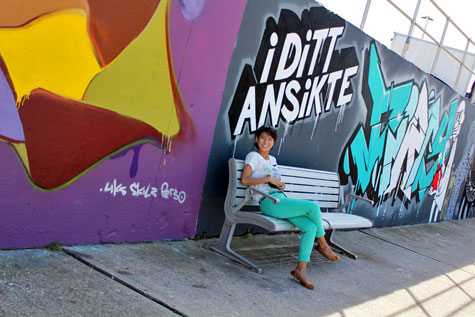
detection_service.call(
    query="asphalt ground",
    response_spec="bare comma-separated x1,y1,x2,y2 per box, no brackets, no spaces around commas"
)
1,218,474,316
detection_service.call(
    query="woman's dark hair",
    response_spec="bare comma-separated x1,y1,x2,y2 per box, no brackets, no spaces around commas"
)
254,125,277,147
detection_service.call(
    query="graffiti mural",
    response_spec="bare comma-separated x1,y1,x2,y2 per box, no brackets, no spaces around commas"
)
0,0,247,248
0,0,179,189
459,155,475,218
228,7,359,138
339,43,466,223
446,122,475,221
463,156,475,217
198,0,475,234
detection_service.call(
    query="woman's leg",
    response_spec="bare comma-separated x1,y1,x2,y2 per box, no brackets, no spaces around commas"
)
260,194,325,238
315,236,340,261
286,216,316,262
261,195,321,289
287,214,340,262
261,193,340,261
291,261,314,290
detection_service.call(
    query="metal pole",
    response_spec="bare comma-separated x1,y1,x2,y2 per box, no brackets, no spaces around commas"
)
429,0,474,48
387,0,474,77
402,0,422,58
454,38,470,91
470,58,475,102
360,0,372,30
431,17,450,74
421,16,433,40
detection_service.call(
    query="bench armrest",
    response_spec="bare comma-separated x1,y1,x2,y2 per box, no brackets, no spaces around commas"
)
246,187,280,204
335,193,373,212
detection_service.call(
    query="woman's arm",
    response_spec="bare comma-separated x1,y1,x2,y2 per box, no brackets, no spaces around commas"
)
241,164,284,189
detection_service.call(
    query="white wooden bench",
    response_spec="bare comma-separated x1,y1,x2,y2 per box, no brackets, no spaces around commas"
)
207,158,374,273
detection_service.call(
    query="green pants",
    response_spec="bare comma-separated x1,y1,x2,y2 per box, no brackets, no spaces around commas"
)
260,192,325,262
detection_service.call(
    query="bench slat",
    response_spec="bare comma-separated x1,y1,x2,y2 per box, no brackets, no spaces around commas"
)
321,212,374,229
236,161,337,178
284,184,339,194
235,185,339,196
237,177,340,189
237,177,339,189
281,176,339,187
285,192,339,202
232,212,372,231
233,196,339,209
236,190,340,203
279,168,339,181
235,160,339,182
234,188,339,202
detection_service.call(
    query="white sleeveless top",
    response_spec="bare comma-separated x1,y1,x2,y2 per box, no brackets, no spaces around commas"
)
244,151,281,202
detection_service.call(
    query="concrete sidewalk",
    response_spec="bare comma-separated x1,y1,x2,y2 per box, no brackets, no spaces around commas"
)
1,219,475,316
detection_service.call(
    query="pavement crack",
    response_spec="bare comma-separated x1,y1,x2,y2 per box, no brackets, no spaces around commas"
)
62,248,189,317
449,220,475,231
357,230,475,276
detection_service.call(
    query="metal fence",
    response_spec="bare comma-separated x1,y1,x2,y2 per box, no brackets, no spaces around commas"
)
359,0,475,99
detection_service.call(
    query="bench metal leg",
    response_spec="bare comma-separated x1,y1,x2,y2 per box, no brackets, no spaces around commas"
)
205,222,262,273
325,229,358,260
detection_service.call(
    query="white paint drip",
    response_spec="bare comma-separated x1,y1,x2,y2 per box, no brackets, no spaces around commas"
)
278,139,284,156
232,135,240,158
399,197,405,219
310,114,320,140
277,122,291,155
335,103,346,132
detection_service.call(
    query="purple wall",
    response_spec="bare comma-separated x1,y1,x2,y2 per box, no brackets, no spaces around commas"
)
0,0,246,249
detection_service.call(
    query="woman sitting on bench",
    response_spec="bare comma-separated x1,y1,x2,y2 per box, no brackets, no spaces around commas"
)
240,126,340,290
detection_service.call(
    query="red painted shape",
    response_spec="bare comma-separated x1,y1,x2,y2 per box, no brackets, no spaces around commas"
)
86,0,160,66
164,2,195,143
432,165,441,191
18,88,161,189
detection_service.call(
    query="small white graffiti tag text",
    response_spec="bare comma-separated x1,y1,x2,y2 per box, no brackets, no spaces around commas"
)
130,182,158,198
100,179,127,197
99,179,186,204
161,182,186,204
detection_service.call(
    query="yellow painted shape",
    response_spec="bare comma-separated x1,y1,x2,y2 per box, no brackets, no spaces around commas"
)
12,142,30,174
0,9,101,103
0,138,31,175
82,0,180,137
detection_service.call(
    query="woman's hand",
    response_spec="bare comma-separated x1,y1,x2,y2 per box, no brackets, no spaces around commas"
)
268,177,285,190
278,181,286,190
241,165,285,190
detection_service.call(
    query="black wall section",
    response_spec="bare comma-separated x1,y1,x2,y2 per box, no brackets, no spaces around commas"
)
197,0,475,236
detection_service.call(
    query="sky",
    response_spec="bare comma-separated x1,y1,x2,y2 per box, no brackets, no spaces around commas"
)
316,0,474,53
316,0,475,93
